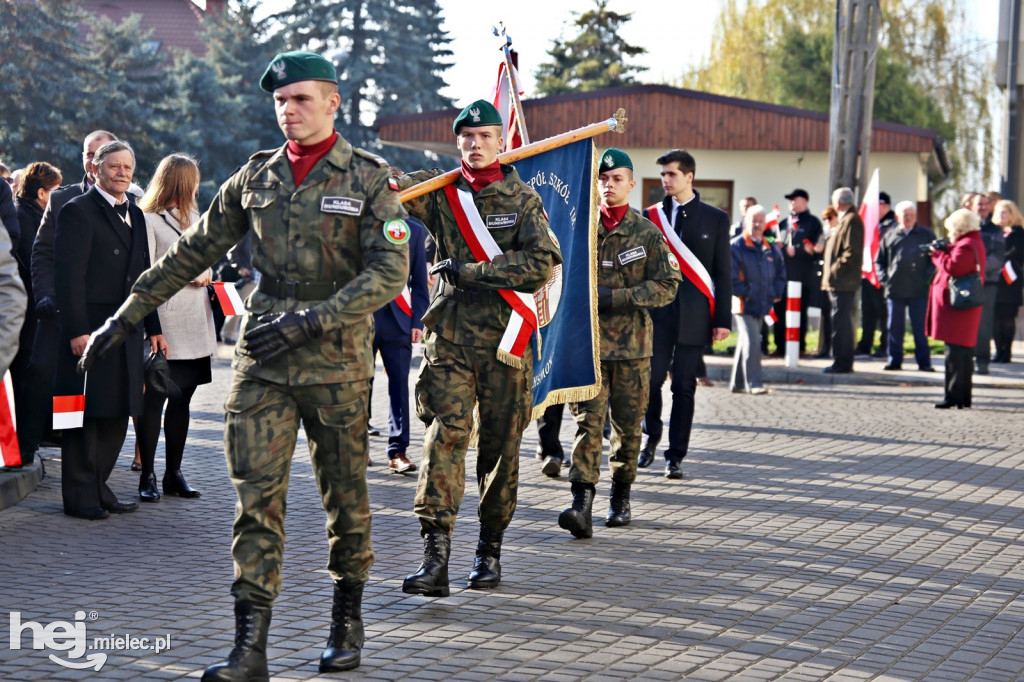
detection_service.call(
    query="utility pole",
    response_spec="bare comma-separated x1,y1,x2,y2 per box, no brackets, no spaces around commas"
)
828,0,881,202
998,0,1023,203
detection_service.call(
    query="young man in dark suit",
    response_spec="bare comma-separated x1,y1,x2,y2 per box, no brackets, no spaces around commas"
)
53,139,164,519
640,149,732,479
371,216,429,473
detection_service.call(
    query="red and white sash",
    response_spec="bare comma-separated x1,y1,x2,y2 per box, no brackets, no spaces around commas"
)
646,203,716,318
395,285,412,317
444,185,539,368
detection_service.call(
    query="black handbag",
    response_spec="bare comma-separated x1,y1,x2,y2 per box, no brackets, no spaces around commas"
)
144,349,180,399
948,243,983,310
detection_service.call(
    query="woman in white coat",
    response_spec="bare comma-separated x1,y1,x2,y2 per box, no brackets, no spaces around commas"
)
136,154,217,501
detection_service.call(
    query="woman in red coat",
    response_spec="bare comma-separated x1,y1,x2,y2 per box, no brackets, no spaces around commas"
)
925,208,987,409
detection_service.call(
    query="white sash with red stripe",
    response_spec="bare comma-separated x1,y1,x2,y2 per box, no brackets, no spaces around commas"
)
395,285,412,317
0,370,21,467
646,203,716,318
444,185,539,368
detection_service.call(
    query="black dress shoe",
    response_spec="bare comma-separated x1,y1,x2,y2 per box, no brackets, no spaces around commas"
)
139,473,160,502
934,401,956,409
103,501,139,514
163,470,201,498
64,507,109,520
919,366,936,372
665,461,683,479
367,424,382,437
882,364,902,371
823,366,852,374
976,365,990,375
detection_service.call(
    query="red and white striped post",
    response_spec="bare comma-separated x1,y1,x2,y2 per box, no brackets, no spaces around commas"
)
785,281,802,368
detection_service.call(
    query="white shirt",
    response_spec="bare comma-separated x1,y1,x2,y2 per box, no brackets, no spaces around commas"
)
94,184,131,227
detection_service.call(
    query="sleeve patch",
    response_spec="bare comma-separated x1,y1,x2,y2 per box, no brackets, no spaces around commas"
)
384,219,410,244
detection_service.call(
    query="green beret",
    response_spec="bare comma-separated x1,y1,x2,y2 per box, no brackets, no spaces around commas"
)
260,51,337,93
599,148,632,173
453,99,503,134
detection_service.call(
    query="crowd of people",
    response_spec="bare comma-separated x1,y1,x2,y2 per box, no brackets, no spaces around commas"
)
0,47,1022,679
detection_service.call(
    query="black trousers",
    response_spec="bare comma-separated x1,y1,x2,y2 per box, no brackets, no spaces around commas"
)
644,336,703,463
535,403,565,459
857,279,887,353
61,416,129,513
830,290,856,371
17,318,60,454
993,314,1017,361
944,343,974,407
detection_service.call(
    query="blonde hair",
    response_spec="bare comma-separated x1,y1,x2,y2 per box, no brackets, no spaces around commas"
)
944,208,981,241
992,199,1024,228
139,153,200,228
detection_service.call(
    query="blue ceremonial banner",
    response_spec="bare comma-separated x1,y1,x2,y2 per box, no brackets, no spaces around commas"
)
515,139,600,415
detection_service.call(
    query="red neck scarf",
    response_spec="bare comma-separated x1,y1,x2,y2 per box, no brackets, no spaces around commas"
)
600,204,630,231
286,130,338,187
461,159,503,193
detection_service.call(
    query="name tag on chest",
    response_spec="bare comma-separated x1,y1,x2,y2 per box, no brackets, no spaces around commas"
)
485,213,517,229
617,246,646,265
321,196,364,215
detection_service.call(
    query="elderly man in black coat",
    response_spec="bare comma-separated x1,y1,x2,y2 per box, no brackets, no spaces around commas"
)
53,139,164,520
639,149,732,479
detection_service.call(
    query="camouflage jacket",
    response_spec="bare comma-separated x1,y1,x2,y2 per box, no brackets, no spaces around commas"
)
598,209,681,360
396,165,562,348
117,134,409,386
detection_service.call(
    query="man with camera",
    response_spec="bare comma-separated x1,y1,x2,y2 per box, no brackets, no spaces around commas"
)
875,201,936,372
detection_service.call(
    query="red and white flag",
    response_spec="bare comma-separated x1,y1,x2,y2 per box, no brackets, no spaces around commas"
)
859,168,881,287
492,62,525,151
1003,261,1018,284
765,204,780,235
0,370,21,467
212,281,245,316
764,309,778,327
53,370,86,430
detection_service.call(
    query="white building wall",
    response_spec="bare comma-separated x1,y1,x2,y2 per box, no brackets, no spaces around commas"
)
623,148,927,223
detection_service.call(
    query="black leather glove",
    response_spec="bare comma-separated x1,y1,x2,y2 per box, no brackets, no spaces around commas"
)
243,309,323,364
77,315,135,374
429,258,463,286
597,286,614,312
35,295,58,321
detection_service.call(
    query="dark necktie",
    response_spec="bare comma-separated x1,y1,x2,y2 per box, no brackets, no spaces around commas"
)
114,203,130,226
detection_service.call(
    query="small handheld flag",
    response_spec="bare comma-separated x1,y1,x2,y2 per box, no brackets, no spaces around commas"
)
213,281,245,316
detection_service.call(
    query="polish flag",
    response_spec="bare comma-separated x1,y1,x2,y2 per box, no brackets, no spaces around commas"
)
53,391,85,430
212,281,245,316
764,309,778,327
859,168,881,287
0,370,20,467
492,62,525,151
765,205,780,235
1004,261,1018,284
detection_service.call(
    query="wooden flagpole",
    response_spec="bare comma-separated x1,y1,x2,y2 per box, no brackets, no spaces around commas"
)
398,108,628,203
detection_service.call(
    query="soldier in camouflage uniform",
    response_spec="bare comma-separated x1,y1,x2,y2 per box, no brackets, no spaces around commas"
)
559,149,681,539
79,52,409,680
392,100,562,596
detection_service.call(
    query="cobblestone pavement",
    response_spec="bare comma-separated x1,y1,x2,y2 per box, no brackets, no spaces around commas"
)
2,349,1023,681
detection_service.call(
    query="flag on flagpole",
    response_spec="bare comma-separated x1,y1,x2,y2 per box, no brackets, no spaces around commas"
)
212,281,245,316
765,204,780,238
492,62,525,151
1003,261,1018,284
0,370,21,467
859,168,881,287
53,371,86,430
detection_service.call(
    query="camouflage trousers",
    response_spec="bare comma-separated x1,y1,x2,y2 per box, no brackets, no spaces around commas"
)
223,372,372,607
568,357,650,486
413,332,533,536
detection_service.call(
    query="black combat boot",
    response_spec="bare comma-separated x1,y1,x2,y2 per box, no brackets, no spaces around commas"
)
605,480,632,527
402,529,451,597
201,601,271,682
467,525,503,589
319,579,364,672
558,481,595,539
